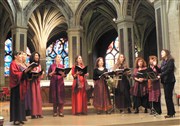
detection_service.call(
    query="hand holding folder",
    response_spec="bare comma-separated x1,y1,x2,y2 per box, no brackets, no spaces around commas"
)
23,62,39,73
75,66,88,75
55,67,71,76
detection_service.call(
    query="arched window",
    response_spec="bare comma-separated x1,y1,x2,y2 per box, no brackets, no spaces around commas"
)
46,38,68,73
105,37,119,71
4,38,12,76
4,38,31,76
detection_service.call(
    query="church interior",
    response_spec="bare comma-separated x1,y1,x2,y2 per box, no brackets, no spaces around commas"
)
0,0,180,125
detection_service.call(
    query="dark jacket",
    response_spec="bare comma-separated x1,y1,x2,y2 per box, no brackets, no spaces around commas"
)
160,59,176,84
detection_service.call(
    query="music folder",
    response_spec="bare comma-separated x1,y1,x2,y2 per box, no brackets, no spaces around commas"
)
136,69,148,78
99,71,115,79
23,62,38,73
75,66,88,75
55,67,71,75
31,69,44,77
146,69,158,80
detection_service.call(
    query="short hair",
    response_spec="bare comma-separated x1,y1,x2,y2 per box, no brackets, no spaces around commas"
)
148,55,158,64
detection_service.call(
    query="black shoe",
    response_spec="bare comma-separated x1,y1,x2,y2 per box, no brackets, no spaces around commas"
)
20,121,25,124
134,108,139,114
127,108,131,113
31,115,37,119
164,115,175,118
13,121,20,125
97,111,101,115
106,111,111,114
37,115,43,118
59,113,64,117
144,108,148,113
119,110,123,113
53,113,57,117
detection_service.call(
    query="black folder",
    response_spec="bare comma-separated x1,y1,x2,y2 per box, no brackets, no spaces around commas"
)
55,67,71,75
136,69,148,78
31,69,44,77
75,66,88,75
23,62,38,72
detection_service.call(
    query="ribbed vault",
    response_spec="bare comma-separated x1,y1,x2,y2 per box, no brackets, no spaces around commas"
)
27,1,68,52
79,0,118,54
132,0,156,57
0,1,13,41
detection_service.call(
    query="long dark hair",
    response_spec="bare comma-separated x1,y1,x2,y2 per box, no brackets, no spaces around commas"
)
161,49,174,61
74,55,84,66
95,57,104,68
12,51,22,60
29,52,40,64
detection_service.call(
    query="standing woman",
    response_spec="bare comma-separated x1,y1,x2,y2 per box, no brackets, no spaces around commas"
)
158,49,176,118
71,55,87,115
132,57,149,114
148,56,162,115
113,54,132,113
93,57,112,114
29,52,43,119
20,52,32,116
48,55,66,117
9,51,26,125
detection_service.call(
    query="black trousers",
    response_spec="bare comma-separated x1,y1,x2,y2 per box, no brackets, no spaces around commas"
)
163,82,176,115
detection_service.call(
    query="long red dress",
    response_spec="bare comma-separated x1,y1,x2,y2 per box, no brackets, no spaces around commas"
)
48,63,65,113
9,60,26,122
30,65,43,116
71,65,87,115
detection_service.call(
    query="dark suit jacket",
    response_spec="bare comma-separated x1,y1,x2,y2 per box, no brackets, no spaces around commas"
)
160,59,176,84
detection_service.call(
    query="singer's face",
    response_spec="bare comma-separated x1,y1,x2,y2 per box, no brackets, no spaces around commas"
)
119,55,125,62
16,53,22,62
34,53,39,62
77,56,82,64
55,55,61,63
138,60,143,67
22,53,27,63
98,58,104,67
161,50,166,59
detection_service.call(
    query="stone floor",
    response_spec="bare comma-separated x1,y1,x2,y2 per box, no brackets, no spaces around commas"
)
0,101,180,126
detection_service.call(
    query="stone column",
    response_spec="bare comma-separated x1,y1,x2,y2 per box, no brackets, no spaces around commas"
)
67,26,83,79
11,26,28,52
116,18,135,68
39,49,47,79
0,39,5,86
67,26,83,67
154,0,169,59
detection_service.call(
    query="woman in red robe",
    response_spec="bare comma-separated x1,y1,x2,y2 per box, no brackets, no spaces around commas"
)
71,55,87,115
9,51,26,125
29,52,43,119
48,55,66,117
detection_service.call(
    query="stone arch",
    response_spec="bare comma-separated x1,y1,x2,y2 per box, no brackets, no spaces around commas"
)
26,1,69,52
0,1,14,40
133,0,156,59
75,0,121,26
24,0,73,27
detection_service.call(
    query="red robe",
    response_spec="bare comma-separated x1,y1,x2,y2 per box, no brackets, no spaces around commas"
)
48,63,65,104
9,61,23,88
71,65,87,115
9,60,26,122
30,65,43,116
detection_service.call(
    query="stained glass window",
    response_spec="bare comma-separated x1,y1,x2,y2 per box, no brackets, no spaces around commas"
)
46,38,69,73
4,38,12,76
105,37,119,71
4,38,31,76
